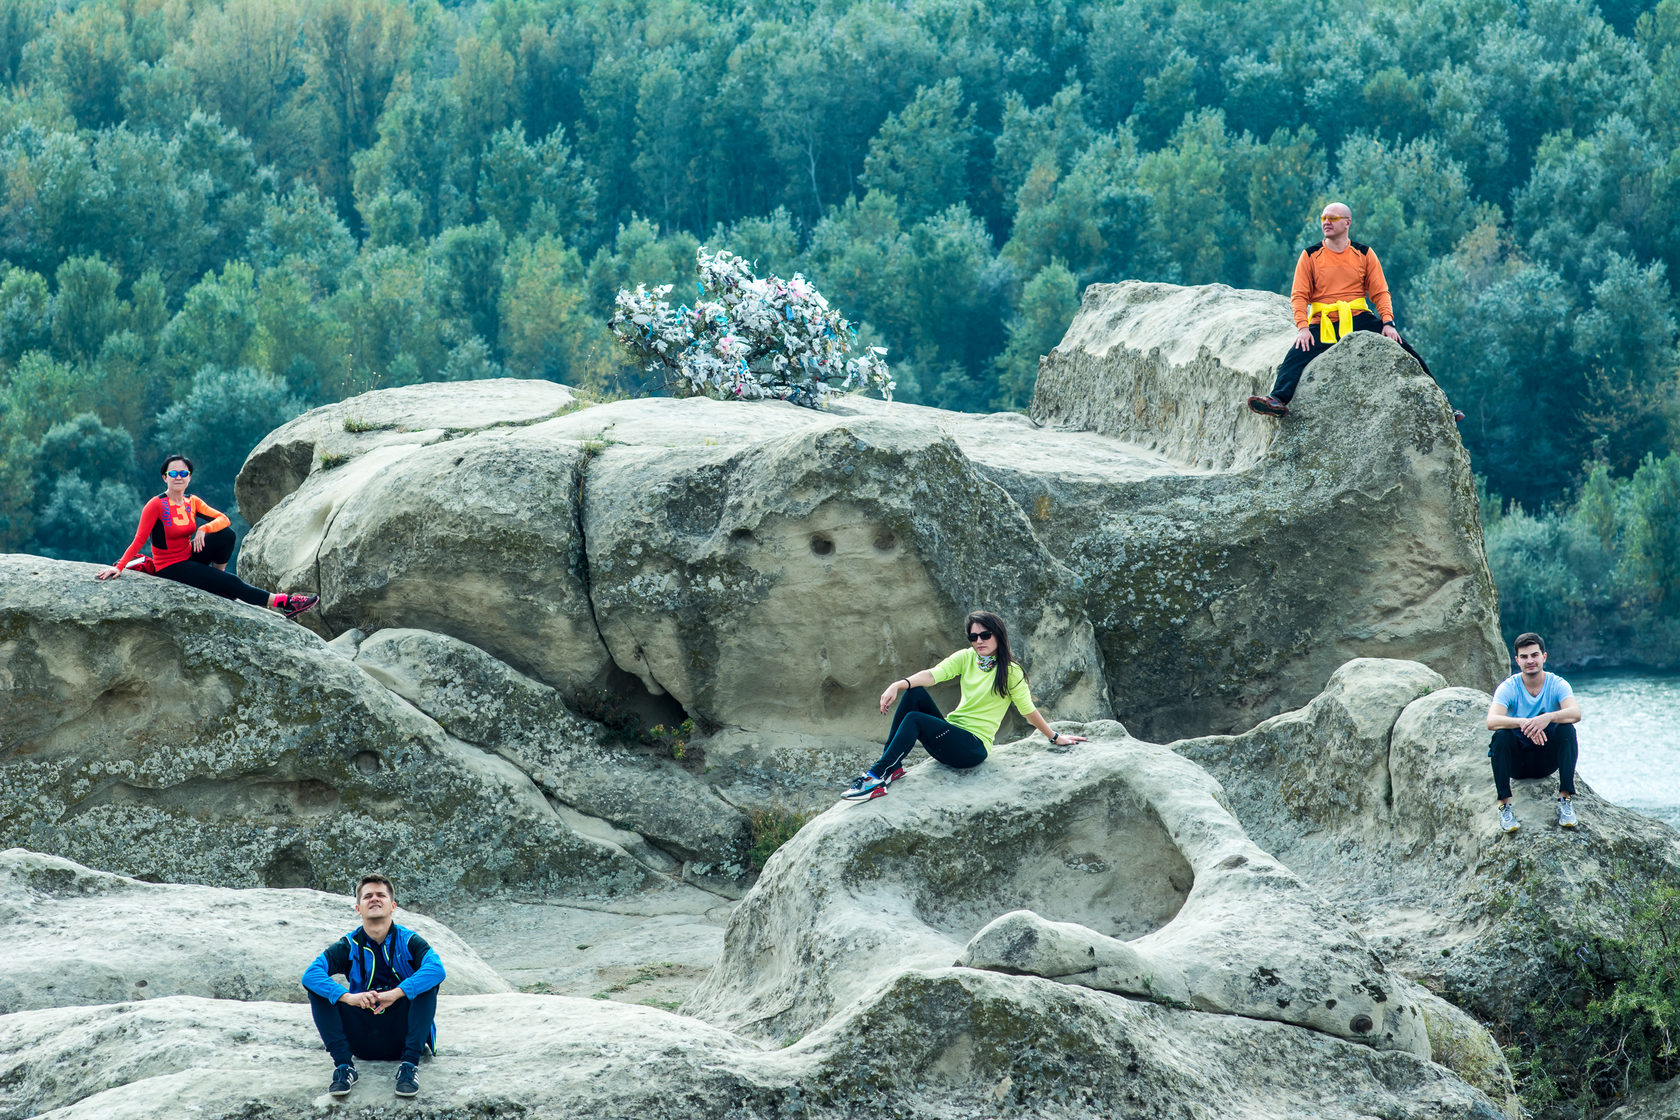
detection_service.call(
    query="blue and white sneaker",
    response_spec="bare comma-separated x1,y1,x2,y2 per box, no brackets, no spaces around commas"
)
840,773,888,801
1498,804,1519,833
329,1064,358,1097
1557,798,1578,829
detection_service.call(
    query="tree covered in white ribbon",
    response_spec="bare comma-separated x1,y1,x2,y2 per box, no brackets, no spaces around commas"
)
609,248,892,408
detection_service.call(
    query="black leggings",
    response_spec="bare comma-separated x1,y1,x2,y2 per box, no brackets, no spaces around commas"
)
1268,310,1437,403
191,524,237,567
155,556,272,608
866,686,987,777
1490,723,1578,800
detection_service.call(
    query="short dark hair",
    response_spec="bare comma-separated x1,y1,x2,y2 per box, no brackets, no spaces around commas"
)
1513,632,1546,654
356,873,395,901
159,452,193,476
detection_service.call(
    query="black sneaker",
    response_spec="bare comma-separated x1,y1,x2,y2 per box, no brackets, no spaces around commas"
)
283,593,319,619
330,1064,358,1097
395,1062,419,1098
1247,395,1289,417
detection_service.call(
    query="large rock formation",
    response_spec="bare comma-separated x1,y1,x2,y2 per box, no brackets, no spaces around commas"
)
0,555,751,903
235,280,1502,743
0,850,509,1014
1024,281,1504,737
1171,658,1680,1077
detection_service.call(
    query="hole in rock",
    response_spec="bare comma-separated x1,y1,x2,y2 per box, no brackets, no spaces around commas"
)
809,533,835,556
883,782,1193,944
352,751,382,775
729,528,757,546
872,530,897,552
569,663,704,753
264,843,314,889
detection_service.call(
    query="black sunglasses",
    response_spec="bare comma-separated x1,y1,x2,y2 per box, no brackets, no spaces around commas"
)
967,629,994,643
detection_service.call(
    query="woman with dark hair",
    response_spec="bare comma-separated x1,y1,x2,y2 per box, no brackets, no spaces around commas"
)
841,610,1086,801
94,453,319,619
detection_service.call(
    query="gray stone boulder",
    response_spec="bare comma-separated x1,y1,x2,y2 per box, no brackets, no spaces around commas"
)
0,555,660,905
235,377,579,526
1171,657,1680,1088
0,850,509,1014
241,394,1108,740
0,980,1507,1119
351,627,750,865
687,722,1429,1057
237,281,1501,745
1020,280,1505,738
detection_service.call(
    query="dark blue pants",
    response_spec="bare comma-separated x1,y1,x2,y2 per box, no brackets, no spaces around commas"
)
867,686,987,777
308,987,437,1065
1490,723,1578,801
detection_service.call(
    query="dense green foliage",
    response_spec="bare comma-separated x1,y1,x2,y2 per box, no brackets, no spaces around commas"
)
1503,876,1680,1115
0,0,1676,654
1485,453,1680,667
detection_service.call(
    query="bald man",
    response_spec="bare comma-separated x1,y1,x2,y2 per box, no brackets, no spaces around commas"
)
1248,203,1458,420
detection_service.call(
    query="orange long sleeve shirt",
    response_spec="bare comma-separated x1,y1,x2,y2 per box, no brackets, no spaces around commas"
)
114,494,231,570
1290,242,1394,328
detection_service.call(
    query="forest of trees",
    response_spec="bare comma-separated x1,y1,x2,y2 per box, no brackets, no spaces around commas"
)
0,0,1678,662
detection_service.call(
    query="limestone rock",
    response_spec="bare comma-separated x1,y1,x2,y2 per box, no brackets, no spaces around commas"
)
1171,657,1680,1074
241,393,1108,740
0,979,1506,1120
352,628,750,865
0,556,657,904
1606,1077,1680,1120
1020,280,1505,737
687,721,1428,1057
235,377,578,525
0,850,509,1014
239,279,1502,744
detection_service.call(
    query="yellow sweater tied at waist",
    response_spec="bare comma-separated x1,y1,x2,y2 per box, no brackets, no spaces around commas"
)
1310,298,1370,344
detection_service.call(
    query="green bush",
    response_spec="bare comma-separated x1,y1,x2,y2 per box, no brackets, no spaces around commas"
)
747,804,819,872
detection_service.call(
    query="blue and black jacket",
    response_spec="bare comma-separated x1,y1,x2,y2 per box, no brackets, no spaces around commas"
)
301,923,446,1049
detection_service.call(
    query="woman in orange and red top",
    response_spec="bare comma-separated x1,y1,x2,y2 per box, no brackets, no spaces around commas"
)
94,453,319,619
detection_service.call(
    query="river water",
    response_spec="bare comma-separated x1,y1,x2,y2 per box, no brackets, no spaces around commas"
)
1567,670,1680,830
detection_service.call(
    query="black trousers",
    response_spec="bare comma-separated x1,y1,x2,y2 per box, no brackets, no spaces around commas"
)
155,555,271,607
867,686,987,777
308,987,438,1066
1490,723,1578,801
190,524,237,567
1268,310,1435,403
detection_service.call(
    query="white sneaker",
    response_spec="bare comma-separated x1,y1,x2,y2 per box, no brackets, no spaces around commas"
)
1498,804,1519,833
1557,798,1578,829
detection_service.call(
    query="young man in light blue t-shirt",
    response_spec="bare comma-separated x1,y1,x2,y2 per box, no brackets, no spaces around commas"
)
1484,632,1583,833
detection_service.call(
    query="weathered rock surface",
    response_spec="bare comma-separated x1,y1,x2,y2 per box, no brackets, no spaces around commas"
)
237,280,1502,741
0,979,1506,1120
242,394,1108,739
0,850,509,1014
1607,1076,1680,1120
351,627,750,865
235,378,579,526
689,722,1429,1057
1023,281,1505,737
0,555,673,904
1171,658,1680,1071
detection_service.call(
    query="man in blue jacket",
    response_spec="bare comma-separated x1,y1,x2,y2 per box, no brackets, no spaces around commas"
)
301,873,446,1099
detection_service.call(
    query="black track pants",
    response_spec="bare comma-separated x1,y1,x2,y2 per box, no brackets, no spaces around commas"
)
1490,723,1578,800
308,987,438,1066
867,686,987,777
1268,310,1436,403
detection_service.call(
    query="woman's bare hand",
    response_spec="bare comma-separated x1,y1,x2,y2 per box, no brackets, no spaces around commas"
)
192,528,207,552
95,565,120,581
879,684,901,713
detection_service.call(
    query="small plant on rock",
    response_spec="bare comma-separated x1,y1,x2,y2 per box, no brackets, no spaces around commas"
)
609,248,892,409
747,802,818,872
